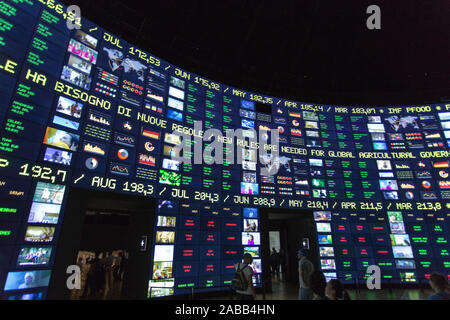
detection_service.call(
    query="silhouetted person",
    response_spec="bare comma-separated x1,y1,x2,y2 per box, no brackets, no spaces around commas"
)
297,249,314,300
234,253,256,300
279,249,287,280
326,279,351,300
82,255,96,299
92,252,105,298
270,248,279,276
429,273,450,300
103,252,114,299
309,270,329,300
113,252,123,282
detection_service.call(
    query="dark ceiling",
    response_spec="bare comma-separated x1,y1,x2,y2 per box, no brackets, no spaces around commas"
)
61,0,450,106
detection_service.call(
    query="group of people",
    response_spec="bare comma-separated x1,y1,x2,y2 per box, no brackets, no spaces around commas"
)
76,251,127,300
233,248,450,301
297,248,350,300
298,248,450,300
270,248,286,278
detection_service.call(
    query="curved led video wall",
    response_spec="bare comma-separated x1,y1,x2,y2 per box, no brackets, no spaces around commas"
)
0,0,449,300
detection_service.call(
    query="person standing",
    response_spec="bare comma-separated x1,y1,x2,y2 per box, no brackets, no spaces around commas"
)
113,252,123,282
270,248,277,275
297,248,314,300
103,252,114,299
234,253,256,300
279,248,287,281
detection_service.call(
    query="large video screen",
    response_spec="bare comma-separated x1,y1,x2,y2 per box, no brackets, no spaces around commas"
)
0,0,449,299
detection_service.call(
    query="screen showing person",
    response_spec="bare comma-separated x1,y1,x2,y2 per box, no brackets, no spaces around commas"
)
56,96,83,119
243,208,258,218
43,147,72,165
243,219,258,232
24,226,55,242
43,127,79,151
155,231,175,244
32,182,66,205
3,270,52,291
249,259,262,273
379,180,399,191
163,145,178,158
17,247,52,266
157,216,176,228
153,245,174,261
242,232,260,245
377,160,392,170
240,182,259,195
27,202,61,224
152,262,172,280
60,65,92,90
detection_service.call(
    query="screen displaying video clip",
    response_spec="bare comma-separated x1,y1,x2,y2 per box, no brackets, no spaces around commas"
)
4,270,52,291
17,247,52,266
242,232,260,245
56,96,83,119
43,147,72,166
43,127,79,151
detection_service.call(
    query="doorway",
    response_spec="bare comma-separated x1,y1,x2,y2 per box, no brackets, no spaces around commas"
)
261,208,318,296
47,188,155,300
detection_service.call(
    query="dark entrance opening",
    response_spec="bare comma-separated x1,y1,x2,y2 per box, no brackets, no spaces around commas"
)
260,208,318,296
47,187,155,300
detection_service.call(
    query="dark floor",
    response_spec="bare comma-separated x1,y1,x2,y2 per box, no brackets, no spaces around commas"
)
267,277,432,300
205,275,434,300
